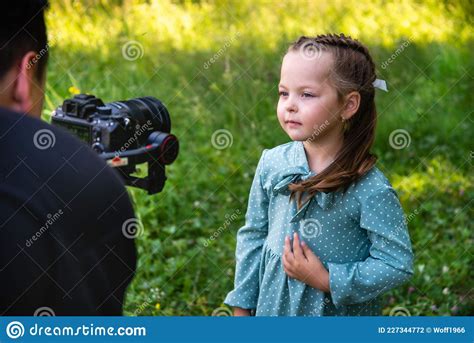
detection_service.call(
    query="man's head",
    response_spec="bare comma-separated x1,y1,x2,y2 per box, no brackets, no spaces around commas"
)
0,0,49,118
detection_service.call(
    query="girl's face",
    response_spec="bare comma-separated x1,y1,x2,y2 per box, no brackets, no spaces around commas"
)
277,51,344,143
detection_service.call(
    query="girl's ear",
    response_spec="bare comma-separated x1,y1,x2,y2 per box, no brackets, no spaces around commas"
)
342,91,360,120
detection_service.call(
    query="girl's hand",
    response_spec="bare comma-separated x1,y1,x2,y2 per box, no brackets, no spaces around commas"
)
233,307,252,316
282,232,330,293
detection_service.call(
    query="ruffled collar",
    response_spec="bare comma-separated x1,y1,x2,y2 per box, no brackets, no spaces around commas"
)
271,141,339,222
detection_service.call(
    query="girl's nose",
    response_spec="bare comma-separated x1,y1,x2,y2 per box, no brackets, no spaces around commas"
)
285,98,297,113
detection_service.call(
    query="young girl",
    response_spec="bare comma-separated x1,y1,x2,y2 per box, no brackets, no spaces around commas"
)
224,34,414,316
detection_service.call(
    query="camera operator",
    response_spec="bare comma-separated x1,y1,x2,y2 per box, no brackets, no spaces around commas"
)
0,1,136,315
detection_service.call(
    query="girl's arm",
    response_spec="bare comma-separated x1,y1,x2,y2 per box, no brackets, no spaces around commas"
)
224,150,269,313
233,307,252,316
327,186,414,308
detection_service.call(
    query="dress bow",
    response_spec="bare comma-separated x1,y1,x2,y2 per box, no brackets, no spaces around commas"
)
271,166,337,222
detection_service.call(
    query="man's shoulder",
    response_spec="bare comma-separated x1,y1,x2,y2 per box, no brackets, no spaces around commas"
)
0,106,99,162
0,107,123,186
0,106,131,218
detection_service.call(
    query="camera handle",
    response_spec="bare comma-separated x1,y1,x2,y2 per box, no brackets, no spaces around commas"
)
99,132,179,195
123,162,166,195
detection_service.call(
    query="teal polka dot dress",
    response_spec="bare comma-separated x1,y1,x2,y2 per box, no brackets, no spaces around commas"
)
224,141,414,316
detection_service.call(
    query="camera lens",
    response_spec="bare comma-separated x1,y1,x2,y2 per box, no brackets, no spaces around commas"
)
109,97,171,133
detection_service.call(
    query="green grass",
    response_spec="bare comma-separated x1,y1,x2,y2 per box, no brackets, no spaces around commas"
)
44,0,473,316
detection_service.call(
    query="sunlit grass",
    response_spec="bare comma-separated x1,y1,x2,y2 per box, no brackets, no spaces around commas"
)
47,0,471,53
393,157,471,202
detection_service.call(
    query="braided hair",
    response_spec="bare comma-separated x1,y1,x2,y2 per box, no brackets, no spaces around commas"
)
287,34,379,208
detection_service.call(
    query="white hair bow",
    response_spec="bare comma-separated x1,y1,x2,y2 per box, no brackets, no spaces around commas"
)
372,79,388,92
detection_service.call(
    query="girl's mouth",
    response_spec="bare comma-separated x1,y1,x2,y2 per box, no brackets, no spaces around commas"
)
285,120,302,126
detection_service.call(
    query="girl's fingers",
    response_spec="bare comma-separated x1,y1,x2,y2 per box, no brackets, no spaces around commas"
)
301,241,313,259
302,242,322,267
284,235,292,259
292,232,304,260
282,254,291,274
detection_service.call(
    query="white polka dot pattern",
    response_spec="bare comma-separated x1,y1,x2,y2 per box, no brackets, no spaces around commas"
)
224,141,414,316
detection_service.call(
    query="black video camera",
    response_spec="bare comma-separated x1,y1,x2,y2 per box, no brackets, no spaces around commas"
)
51,94,179,194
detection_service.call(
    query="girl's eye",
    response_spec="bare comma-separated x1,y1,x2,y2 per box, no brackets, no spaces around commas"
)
279,91,288,97
302,92,315,98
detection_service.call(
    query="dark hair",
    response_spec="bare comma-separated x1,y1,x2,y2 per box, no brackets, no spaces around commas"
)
287,34,378,208
0,0,49,81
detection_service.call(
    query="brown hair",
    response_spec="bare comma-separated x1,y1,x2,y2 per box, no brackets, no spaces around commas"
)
287,33,378,208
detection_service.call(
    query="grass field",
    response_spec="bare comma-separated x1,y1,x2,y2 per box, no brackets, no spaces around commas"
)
44,0,473,315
